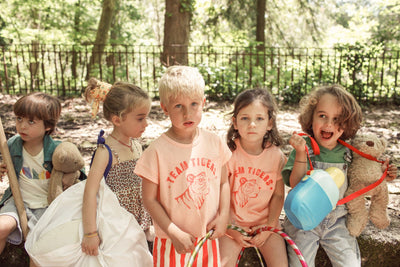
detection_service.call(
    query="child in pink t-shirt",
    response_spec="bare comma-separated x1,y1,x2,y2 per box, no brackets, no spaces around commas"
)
219,89,288,267
135,66,232,266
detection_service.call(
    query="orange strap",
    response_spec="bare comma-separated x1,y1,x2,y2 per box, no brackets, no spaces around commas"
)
297,133,319,174
296,134,388,206
336,139,387,205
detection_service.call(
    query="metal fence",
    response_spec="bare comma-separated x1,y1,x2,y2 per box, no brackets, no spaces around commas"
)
1,44,399,104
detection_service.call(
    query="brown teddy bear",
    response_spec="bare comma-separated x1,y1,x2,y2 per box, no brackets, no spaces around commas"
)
47,142,85,204
345,133,390,237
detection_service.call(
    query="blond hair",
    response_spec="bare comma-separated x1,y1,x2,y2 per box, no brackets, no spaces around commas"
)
158,66,205,105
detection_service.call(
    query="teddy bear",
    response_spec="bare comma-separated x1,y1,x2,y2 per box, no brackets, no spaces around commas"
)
345,133,390,237
47,141,85,204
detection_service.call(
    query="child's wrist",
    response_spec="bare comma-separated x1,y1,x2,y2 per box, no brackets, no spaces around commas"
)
84,230,99,238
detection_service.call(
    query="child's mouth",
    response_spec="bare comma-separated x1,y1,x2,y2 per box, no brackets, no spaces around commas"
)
321,130,333,139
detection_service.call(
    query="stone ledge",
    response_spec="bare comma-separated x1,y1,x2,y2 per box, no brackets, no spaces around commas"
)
0,214,398,267
1,187,398,267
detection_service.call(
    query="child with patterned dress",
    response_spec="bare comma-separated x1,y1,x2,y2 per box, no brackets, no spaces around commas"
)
81,80,153,256
219,88,288,267
135,66,232,266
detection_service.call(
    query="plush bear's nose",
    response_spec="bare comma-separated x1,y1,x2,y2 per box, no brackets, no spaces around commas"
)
366,141,374,147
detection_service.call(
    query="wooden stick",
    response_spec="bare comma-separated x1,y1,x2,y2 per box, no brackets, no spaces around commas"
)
0,118,28,240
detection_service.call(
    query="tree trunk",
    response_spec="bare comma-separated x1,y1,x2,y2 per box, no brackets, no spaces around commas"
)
256,0,266,50
162,0,191,66
86,0,116,80
110,0,121,43
256,0,266,66
72,0,81,78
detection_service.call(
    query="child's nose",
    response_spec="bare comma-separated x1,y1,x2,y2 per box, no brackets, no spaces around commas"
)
325,118,335,126
183,107,191,117
20,121,28,129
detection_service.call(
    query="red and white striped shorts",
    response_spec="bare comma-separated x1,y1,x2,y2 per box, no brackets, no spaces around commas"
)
152,236,221,267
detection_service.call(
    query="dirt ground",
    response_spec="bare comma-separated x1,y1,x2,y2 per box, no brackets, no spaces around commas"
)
0,94,399,266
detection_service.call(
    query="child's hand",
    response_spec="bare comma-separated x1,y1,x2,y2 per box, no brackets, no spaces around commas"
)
289,132,306,152
169,228,196,254
248,230,272,248
0,163,7,181
227,229,252,248
207,215,228,239
382,158,398,181
81,234,101,256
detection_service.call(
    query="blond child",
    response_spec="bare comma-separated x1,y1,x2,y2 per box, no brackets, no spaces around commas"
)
135,66,232,266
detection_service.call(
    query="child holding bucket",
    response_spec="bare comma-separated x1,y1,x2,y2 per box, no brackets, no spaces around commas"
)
219,88,288,267
282,84,397,267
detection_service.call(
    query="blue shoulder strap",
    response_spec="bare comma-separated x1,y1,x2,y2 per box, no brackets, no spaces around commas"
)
89,129,113,180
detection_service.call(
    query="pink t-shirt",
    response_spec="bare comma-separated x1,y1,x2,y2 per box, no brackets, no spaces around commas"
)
227,140,286,228
135,128,232,238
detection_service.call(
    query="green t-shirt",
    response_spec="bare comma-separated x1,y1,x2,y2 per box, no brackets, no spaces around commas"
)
282,137,350,187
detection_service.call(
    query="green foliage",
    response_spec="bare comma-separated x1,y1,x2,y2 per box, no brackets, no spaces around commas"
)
0,15,6,46
194,43,399,105
0,0,399,105
370,0,400,47
0,0,102,44
180,0,195,13
335,42,385,100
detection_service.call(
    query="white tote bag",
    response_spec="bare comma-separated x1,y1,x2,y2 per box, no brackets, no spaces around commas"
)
25,179,153,267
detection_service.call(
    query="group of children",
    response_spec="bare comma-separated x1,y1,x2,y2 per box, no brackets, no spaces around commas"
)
0,65,397,267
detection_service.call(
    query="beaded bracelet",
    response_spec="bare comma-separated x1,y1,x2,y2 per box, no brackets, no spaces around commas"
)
84,231,98,238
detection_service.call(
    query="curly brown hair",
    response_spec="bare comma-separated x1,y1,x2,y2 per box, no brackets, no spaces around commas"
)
298,84,362,140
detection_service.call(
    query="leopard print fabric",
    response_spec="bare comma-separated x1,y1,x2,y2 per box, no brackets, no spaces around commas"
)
105,158,152,231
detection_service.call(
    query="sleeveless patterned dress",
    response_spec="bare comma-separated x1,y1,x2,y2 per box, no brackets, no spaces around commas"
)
105,142,152,231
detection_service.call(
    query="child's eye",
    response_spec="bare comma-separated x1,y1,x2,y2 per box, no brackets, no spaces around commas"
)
257,117,265,121
16,117,22,122
28,120,35,125
191,102,199,107
174,104,182,109
319,114,326,119
240,117,248,121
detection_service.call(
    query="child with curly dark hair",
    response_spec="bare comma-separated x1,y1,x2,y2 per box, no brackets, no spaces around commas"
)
282,84,397,267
